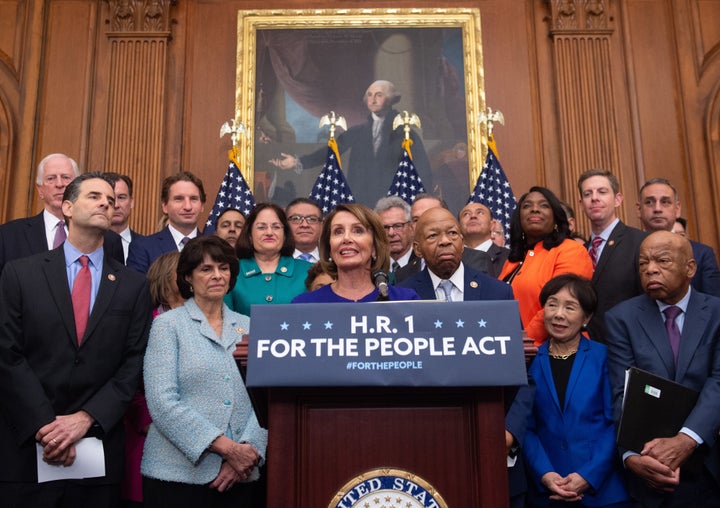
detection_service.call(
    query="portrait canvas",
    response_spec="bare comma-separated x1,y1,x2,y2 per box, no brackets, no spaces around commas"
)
236,9,487,213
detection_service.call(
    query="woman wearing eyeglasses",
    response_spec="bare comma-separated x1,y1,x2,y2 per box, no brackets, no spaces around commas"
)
224,203,312,316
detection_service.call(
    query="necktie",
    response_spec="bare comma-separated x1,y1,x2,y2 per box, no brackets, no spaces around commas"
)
299,252,315,262
588,236,603,268
72,256,91,344
439,280,454,302
179,236,190,251
663,306,682,364
53,220,66,248
391,261,400,273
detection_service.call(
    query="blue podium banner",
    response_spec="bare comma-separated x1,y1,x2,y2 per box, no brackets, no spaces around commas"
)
246,300,527,387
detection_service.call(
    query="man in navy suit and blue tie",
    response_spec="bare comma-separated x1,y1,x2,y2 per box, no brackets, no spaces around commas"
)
399,206,513,301
400,206,531,508
127,171,206,274
606,231,720,507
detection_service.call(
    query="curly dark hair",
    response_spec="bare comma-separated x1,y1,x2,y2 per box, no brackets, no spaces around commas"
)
507,186,570,262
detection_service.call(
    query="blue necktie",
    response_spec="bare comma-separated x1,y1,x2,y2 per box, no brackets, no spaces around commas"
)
439,280,454,302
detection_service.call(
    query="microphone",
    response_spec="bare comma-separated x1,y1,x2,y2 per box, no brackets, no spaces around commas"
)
372,270,390,301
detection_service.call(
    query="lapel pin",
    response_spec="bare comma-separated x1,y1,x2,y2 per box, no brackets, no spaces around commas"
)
108,274,116,281
236,327,246,334
470,281,478,288
280,266,288,273
608,240,615,246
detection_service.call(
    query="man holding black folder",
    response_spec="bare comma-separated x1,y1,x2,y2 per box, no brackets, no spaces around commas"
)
605,231,720,507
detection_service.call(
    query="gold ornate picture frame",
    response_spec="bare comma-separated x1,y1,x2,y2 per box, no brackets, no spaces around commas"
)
235,8,486,212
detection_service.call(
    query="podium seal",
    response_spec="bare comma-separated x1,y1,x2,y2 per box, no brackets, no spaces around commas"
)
328,468,448,508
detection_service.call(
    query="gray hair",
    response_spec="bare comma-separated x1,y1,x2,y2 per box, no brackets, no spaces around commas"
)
36,153,80,184
374,196,411,220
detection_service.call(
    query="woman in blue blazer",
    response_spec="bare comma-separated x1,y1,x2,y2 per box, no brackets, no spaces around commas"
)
142,237,267,508
524,274,630,507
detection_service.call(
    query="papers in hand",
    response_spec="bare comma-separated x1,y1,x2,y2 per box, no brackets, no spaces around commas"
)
36,437,106,483
618,367,699,453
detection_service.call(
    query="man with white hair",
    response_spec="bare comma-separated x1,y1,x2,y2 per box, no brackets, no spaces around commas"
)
0,153,124,274
269,80,432,206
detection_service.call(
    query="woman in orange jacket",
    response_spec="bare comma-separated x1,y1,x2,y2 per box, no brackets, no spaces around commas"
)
499,187,593,345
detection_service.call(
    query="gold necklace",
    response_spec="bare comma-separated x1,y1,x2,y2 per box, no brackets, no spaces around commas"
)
548,342,577,360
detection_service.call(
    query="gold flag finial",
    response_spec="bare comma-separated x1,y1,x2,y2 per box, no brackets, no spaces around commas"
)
478,107,505,137
393,111,422,140
319,111,347,140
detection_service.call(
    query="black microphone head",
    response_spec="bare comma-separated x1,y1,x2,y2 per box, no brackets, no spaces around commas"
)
372,270,389,285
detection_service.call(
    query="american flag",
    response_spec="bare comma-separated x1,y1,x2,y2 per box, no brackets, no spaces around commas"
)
387,138,426,205
467,135,516,241
310,138,355,215
204,151,255,234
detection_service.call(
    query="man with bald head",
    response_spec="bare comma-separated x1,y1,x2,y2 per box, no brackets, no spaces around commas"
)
606,231,720,506
269,80,431,206
459,201,509,278
636,178,720,297
398,207,512,301
395,195,492,283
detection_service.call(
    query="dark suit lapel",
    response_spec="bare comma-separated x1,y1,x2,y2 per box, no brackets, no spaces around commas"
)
636,296,676,378
676,290,709,381
25,212,50,253
42,248,77,345
592,222,625,281
83,257,121,343
415,270,438,300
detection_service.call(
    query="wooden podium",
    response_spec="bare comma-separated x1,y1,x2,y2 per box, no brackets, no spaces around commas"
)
242,300,528,507
243,381,510,507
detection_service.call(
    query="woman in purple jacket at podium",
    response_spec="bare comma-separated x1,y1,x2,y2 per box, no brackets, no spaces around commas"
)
292,204,419,303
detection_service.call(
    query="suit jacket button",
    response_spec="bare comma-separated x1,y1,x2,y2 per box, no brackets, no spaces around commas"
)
265,295,273,302
265,275,272,282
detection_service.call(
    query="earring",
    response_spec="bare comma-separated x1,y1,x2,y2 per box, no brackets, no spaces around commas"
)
372,255,377,262
554,224,558,232
189,285,194,293
328,256,333,263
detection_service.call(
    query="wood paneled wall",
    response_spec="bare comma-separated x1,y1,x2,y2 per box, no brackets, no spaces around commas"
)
1,0,719,249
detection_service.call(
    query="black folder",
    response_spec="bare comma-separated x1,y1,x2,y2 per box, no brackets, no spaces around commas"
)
617,367,699,453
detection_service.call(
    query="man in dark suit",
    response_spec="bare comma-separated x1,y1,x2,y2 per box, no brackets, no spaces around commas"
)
605,231,720,507
394,194,492,283
400,206,530,507
637,177,720,297
375,196,415,274
0,172,152,507
458,201,509,278
398,207,513,301
104,172,143,264
0,153,124,274
577,169,647,342
127,171,206,274
269,80,431,206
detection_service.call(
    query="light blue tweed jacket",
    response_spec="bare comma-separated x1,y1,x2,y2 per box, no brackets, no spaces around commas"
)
141,298,267,484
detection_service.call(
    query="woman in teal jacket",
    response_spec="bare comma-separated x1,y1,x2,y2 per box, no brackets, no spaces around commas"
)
225,203,312,316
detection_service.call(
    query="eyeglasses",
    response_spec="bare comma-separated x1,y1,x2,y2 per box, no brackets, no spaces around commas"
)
254,223,284,232
288,215,322,225
383,221,410,232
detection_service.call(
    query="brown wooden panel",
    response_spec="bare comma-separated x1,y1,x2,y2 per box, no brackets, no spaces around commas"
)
266,386,507,507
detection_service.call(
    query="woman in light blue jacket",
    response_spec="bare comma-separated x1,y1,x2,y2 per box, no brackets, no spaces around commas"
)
142,236,267,508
